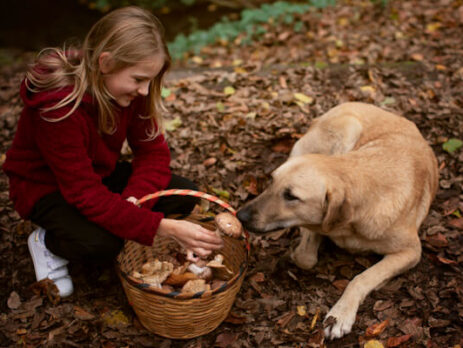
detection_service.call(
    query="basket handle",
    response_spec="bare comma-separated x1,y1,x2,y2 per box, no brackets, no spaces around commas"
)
136,189,236,214
136,189,250,247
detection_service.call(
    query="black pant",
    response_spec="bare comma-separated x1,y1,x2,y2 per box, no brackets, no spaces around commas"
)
29,162,199,263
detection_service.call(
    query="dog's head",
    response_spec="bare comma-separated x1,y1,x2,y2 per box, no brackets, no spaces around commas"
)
237,154,352,234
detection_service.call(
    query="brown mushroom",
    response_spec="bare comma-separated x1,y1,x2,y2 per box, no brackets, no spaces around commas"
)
181,279,210,294
206,254,234,280
215,212,243,238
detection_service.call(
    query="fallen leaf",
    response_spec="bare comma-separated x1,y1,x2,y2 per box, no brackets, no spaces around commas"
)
436,256,457,265
364,339,385,348
165,117,182,132
293,92,314,104
203,157,217,167
360,85,376,95
386,334,411,347
442,138,463,154
366,319,389,337
373,300,393,312
7,291,21,309
277,311,295,327
224,86,236,95
297,305,307,317
426,233,448,248
310,307,320,329
449,218,463,229
224,311,247,325
272,138,294,153
101,309,130,328
250,272,265,282
332,279,350,291
215,332,237,348
74,306,95,320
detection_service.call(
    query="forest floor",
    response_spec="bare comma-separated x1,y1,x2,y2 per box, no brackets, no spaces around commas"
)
1,0,462,347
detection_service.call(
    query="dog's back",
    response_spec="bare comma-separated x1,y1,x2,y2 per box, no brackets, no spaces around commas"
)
290,102,438,232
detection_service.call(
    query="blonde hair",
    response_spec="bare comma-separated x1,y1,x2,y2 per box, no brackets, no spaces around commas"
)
26,6,171,138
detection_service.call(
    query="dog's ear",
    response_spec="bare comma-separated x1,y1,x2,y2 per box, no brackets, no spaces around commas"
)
322,187,352,232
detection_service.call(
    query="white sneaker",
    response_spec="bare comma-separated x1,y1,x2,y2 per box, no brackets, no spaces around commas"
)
27,228,74,297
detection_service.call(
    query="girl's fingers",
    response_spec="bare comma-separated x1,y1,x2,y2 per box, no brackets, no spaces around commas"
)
192,247,212,258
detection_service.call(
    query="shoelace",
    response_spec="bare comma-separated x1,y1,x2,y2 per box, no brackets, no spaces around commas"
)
44,249,69,272
47,266,69,280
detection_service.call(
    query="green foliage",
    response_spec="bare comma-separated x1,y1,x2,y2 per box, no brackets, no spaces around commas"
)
443,138,463,154
168,0,336,60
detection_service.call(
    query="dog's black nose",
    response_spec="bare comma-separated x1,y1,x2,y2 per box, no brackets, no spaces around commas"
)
237,208,251,224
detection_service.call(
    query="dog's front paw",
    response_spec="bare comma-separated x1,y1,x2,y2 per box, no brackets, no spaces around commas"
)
323,303,356,340
290,249,318,270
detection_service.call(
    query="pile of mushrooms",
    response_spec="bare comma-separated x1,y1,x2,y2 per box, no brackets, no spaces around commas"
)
130,212,244,294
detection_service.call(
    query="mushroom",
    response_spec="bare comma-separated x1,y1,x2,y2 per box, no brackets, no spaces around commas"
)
215,212,243,238
187,261,213,281
206,254,234,280
164,272,198,286
181,279,211,294
135,259,174,288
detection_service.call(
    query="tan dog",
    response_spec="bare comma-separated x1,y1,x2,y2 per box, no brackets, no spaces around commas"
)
237,102,438,339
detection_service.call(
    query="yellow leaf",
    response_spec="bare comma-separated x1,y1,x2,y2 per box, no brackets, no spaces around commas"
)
426,22,441,33
294,93,314,104
310,308,320,329
191,56,203,64
102,309,130,327
211,188,230,199
224,86,236,95
338,17,349,26
360,85,376,94
245,112,257,119
234,67,247,74
261,102,270,110
364,340,384,348
296,305,307,317
435,64,447,71
232,59,243,66
165,117,182,132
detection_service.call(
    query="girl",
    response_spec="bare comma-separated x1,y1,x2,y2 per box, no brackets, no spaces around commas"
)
3,6,223,297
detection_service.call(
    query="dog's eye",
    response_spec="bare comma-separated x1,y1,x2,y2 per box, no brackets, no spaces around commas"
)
283,188,300,202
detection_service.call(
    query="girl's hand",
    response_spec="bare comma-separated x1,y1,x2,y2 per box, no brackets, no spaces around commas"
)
156,218,223,258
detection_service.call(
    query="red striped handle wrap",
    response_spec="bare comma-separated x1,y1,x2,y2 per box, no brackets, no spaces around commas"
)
136,189,236,214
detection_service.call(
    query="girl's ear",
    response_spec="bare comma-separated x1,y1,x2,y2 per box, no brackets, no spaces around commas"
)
99,52,114,74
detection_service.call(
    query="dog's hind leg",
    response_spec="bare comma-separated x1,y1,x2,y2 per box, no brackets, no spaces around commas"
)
323,240,421,339
290,227,323,270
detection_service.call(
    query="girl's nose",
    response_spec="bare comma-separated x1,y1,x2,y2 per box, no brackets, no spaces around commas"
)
138,82,150,96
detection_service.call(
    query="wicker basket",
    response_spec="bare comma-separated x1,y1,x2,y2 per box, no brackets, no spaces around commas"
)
116,190,250,339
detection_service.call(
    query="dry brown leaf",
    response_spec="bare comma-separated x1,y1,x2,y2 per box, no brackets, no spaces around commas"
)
366,319,389,337
386,334,412,347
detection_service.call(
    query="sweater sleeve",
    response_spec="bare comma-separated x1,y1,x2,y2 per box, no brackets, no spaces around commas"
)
122,103,172,209
33,109,161,246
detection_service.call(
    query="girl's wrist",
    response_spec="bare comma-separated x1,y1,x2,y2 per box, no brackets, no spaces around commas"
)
157,218,174,239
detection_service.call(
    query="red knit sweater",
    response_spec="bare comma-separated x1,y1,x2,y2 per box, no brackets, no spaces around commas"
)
3,81,172,245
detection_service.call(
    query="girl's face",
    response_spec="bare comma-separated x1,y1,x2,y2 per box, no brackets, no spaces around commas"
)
100,54,164,107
